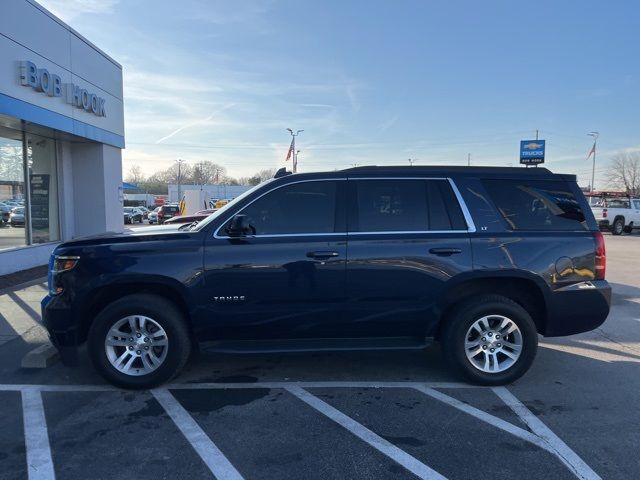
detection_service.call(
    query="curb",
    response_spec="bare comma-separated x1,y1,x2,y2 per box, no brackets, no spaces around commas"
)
21,342,59,369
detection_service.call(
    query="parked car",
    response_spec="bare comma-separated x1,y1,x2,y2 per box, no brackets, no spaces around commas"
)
157,204,180,224
135,206,150,219
0,203,11,224
591,197,640,235
41,166,611,389
163,209,217,225
9,207,25,226
123,207,143,224
147,207,160,224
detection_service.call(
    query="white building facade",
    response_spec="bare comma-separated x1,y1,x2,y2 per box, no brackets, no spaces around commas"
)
0,0,124,275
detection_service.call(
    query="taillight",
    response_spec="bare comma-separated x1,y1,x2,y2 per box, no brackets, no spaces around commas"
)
594,231,606,280
602,208,607,218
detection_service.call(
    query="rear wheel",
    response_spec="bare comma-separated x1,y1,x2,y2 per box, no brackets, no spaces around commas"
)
88,294,192,388
612,218,624,235
441,295,538,385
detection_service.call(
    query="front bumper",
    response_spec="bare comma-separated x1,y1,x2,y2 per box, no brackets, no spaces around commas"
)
41,294,80,365
544,280,612,336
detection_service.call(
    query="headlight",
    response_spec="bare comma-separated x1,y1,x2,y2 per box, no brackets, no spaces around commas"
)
53,256,80,273
49,255,80,295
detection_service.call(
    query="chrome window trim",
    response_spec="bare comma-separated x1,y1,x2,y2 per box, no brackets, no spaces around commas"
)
446,178,477,233
213,176,476,239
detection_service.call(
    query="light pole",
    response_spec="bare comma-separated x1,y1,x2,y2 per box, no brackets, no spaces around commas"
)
287,128,303,173
587,132,599,192
408,158,415,166
175,158,186,202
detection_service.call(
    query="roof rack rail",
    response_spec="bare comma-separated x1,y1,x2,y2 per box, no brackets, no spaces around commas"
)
273,167,292,178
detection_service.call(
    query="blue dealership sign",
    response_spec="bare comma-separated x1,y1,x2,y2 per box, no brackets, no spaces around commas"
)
520,140,545,164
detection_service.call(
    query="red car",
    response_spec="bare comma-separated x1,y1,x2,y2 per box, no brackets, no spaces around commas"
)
162,209,217,225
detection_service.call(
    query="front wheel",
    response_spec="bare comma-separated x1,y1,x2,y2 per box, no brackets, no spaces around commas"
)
441,295,538,385
88,294,192,389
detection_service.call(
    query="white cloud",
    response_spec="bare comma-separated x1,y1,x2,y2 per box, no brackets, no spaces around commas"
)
37,0,120,22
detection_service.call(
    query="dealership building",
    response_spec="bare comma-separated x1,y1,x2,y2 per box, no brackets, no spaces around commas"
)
0,0,124,275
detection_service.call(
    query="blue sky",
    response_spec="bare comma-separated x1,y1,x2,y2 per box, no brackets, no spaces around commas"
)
39,0,640,187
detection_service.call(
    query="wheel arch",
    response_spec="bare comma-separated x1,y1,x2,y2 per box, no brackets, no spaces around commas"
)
435,273,549,339
78,278,194,344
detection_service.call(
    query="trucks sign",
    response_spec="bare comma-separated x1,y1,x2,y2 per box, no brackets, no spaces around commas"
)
520,140,545,165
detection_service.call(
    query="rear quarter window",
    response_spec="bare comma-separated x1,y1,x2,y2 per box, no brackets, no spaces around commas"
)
482,178,587,231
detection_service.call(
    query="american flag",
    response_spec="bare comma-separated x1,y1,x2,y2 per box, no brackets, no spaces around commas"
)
285,139,294,161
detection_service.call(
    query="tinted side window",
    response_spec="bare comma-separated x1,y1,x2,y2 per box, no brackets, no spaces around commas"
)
236,181,337,235
634,200,640,210
482,179,587,231
352,179,467,232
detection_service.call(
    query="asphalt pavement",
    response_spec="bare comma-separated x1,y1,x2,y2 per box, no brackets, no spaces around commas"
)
0,233,638,480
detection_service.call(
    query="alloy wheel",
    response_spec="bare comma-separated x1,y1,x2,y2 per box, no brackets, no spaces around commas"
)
464,314,523,373
104,315,169,376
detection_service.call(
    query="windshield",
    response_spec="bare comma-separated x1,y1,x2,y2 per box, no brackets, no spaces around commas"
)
193,178,276,231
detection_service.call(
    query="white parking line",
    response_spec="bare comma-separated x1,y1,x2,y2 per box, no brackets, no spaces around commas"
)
411,385,549,450
492,387,601,480
286,386,447,480
151,389,245,480
21,389,56,480
7,381,601,480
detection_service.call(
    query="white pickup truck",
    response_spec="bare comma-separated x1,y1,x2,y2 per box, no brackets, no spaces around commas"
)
591,197,640,235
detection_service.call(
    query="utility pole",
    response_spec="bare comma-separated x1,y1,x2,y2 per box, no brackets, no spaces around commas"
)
175,159,186,202
286,128,303,173
467,153,471,166
588,132,599,192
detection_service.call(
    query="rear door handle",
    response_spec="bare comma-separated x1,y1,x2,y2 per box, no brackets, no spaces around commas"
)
429,248,462,256
307,251,340,259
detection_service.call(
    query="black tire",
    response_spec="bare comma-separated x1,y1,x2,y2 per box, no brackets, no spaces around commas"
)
441,295,538,385
612,218,624,235
88,294,192,389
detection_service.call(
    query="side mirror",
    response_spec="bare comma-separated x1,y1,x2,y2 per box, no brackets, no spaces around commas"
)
226,214,252,237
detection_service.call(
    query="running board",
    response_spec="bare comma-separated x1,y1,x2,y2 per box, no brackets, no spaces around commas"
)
200,337,433,354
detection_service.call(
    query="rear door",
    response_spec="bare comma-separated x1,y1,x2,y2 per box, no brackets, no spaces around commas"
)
344,177,473,338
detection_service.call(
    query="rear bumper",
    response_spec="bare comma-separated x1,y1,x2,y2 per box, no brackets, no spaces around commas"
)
544,280,611,336
598,220,610,230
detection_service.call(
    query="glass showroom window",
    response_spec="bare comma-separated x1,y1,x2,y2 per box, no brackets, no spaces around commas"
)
0,125,59,250
26,133,59,244
0,126,26,249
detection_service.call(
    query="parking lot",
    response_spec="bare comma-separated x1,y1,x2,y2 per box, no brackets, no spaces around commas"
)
0,234,638,480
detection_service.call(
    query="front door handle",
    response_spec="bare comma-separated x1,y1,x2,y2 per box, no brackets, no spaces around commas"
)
307,251,340,259
429,247,462,256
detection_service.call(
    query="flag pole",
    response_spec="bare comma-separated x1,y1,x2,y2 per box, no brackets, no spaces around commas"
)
286,128,304,173
588,132,599,192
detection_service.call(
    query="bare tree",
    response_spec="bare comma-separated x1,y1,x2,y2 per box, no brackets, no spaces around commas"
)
155,163,194,185
126,164,144,184
192,161,227,185
237,168,277,186
607,152,640,195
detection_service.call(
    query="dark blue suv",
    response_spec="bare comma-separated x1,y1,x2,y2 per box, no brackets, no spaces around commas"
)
41,166,611,388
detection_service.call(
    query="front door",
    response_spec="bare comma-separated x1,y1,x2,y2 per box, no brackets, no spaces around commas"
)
199,179,347,341
344,178,473,338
